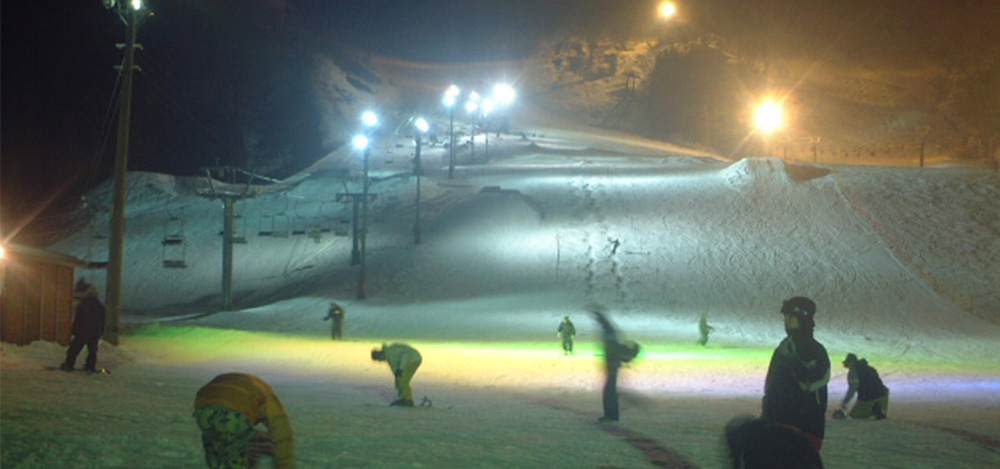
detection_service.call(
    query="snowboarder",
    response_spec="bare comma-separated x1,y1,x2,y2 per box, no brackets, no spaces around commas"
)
193,372,295,468
557,316,576,355
60,279,106,372
835,353,889,420
698,312,715,346
591,308,640,422
323,302,345,340
762,296,830,453
371,343,422,407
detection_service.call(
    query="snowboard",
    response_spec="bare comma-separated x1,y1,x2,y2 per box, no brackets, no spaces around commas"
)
45,366,112,374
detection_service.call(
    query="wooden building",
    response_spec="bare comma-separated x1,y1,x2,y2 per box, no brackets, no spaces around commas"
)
1,244,87,346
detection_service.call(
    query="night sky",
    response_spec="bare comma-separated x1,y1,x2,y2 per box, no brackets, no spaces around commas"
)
2,0,996,243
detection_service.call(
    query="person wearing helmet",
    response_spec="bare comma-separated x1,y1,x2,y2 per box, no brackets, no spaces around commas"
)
836,353,889,420
762,296,830,453
371,343,422,407
591,308,640,422
557,316,576,355
193,373,295,468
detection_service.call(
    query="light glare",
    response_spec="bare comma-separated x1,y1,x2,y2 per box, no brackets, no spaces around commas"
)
414,117,429,133
755,100,784,134
352,135,369,150
361,111,379,128
493,84,516,105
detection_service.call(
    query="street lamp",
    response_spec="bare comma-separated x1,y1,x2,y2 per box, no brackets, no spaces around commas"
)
412,117,429,244
443,85,460,178
754,99,784,156
480,98,494,160
465,92,480,159
355,110,378,299
492,83,516,136
659,2,677,20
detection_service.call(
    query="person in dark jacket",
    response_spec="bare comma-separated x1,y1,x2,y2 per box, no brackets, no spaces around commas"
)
836,353,889,419
557,316,576,355
698,312,715,346
762,296,830,453
323,302,345,340
60,279,106,372
591,308,640,422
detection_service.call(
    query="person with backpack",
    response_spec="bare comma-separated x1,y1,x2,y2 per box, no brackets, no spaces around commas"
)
835,353,889,419
591,308,640,422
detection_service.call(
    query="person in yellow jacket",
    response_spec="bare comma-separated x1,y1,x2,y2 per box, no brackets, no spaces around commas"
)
193,373,295,468
371,343,422,407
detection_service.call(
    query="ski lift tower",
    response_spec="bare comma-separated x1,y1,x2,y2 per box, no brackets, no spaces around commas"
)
198,167,259,311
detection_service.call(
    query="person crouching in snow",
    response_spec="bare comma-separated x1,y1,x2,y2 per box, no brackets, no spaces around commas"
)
193,373,295,468
835,353,889,420
371,343,422,407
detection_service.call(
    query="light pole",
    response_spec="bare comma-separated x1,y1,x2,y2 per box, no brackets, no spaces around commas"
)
412,117,429,244
355,110,379,299
104,0,146,345
443,85,460,178
481,98,494,161
465,92,480,159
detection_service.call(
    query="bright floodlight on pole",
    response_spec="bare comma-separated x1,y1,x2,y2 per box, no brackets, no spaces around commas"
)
361,110,379,129
493,83,516,106
352,134,369,150
414,117,430,134
755,99,784,135
659,2,677,19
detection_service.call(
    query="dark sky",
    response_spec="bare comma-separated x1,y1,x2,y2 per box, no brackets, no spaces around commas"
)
2,0,997,243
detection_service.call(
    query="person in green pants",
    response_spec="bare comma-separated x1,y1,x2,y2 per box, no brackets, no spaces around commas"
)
371,343,423,407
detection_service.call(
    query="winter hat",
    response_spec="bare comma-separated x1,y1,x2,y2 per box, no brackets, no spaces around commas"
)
843,353,859,367
781,296,817,327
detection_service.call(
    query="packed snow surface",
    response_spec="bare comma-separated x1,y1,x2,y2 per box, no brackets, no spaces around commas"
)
3,109,999,468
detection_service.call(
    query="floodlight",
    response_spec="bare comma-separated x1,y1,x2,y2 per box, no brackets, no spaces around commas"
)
361,111,379,128
493,84,516,105
755,100,784,134
414,117,430,134
352,134,369,150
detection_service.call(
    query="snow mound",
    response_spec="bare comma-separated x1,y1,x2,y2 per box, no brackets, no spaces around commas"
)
720,158,831,189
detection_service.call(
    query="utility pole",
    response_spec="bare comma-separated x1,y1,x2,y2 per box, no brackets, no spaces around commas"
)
104,0,145,345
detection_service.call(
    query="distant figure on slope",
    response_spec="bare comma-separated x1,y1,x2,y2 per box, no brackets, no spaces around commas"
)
725,415,824,469
591,307,640,422
193,373,295,468
60,279,106,372
557,316,576,355
323,302,345,340
834,353,889,420
698,312,715,346
762,296,830,453
371,343,422,407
